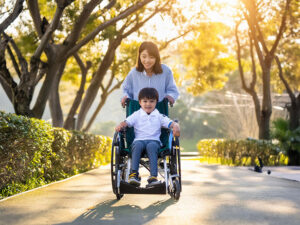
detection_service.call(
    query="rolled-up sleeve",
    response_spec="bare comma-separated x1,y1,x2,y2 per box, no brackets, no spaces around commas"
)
165,69,179,101
160,114,173,128
125,112,137,127
122,71,133,99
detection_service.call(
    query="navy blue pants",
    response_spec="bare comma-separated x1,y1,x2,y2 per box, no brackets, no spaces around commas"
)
131,140,160,177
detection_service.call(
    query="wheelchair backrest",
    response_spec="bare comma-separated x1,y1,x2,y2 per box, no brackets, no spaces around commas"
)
125,99,169,150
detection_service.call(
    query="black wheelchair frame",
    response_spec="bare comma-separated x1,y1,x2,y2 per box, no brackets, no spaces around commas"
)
110,99,182,200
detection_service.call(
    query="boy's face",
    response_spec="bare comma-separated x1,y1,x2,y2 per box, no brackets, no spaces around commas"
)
139,98,157,114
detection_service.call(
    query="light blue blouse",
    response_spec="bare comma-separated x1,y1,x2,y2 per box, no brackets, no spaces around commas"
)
122,64,179,102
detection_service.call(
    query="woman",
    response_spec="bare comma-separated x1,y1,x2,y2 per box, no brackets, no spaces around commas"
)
121,41,179,107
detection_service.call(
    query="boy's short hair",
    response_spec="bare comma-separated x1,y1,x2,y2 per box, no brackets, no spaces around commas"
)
138,88,159,101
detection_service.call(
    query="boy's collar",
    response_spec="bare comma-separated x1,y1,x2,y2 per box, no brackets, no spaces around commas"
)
140,108,159,116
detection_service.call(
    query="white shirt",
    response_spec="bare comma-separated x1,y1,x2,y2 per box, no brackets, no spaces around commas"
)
125,108,173,143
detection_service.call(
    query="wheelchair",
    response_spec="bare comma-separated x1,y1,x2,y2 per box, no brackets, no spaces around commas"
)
111,98,181,200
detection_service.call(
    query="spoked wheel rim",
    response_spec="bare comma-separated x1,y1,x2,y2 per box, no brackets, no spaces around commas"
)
110,133,117,194
111,132,123,199
170,137,182,191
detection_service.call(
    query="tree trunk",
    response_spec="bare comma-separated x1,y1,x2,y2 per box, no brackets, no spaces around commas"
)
49,90,64,127
287,94,300,165
287,149,300,166
31,47,60,118
63,59,89,130
259,63,272,139
76,39,121,130
13,85,34,117
289,94,300,130
259,109,272,139
49,60,67,127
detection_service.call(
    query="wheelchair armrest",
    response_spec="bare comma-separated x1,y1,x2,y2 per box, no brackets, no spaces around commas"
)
161,127,171,132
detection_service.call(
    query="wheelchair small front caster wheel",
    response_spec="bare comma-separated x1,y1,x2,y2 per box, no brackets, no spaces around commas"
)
116,193,124,200
170,179,180,200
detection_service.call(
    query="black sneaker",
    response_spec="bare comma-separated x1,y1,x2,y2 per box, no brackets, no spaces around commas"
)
146,176,161,187
129,172,141,187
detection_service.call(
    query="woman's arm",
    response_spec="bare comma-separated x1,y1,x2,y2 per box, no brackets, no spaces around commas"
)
165,66,179,103
121,71,134,106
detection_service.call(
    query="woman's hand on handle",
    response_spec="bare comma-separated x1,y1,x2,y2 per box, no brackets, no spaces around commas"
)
165,95,175,106
121,96,128,108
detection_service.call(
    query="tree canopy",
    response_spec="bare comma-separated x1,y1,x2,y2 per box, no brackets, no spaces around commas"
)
181,22,236,95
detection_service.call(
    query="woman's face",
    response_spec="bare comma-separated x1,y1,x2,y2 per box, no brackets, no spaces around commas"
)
140,49,156,71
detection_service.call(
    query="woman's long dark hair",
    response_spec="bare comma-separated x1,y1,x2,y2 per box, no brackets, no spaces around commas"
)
136,41,163,74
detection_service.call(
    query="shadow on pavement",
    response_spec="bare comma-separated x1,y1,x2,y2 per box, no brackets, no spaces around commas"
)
56,198,176,225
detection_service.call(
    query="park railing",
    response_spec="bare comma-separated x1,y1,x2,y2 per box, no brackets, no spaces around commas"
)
0,111,111,199
197,138,288,166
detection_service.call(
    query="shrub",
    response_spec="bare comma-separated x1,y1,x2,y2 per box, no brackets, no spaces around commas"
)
0,111,111,199
197,138,287,166
65,130,111,174
0,112,54,194
271,118,300,165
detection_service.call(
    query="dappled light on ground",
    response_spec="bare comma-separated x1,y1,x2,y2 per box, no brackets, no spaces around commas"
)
0,161,300,225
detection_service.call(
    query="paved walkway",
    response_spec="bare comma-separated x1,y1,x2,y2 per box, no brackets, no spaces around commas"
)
1,161,300,225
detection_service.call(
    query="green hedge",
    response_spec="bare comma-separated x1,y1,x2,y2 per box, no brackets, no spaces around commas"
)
197,139,288,166
0,111,111,199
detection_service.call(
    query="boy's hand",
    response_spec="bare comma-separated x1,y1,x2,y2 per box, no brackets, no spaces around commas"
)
171,122,180,137
115,121,127,132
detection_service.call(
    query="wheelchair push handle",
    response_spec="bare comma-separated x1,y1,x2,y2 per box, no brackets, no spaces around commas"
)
163,97,173,107
121,97,131,108
124,97,174,107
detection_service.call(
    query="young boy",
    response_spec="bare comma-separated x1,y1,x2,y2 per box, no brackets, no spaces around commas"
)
115,87,180,187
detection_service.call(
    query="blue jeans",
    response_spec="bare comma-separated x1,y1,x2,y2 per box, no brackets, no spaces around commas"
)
131,140,160,177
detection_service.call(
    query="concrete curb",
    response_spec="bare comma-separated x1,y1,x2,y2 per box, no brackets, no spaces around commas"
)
239,166,300,182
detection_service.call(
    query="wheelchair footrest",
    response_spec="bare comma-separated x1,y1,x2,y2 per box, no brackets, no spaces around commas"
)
120,181,166,194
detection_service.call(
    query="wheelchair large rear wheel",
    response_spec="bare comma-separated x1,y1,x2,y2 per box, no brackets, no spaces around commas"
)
111,132,124,200
170,137,182,191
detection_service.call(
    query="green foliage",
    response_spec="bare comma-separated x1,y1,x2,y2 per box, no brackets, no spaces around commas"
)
273,41,300,93
197,138,287,166
169,94,224,140
0,111,54,197
15,30,39,59
181,22,236,95
38,0,56,19
271,118,300,153
114,41,140,80
0,111,111,199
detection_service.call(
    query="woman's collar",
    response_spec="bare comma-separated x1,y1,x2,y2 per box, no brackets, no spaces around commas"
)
142,70,154,77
